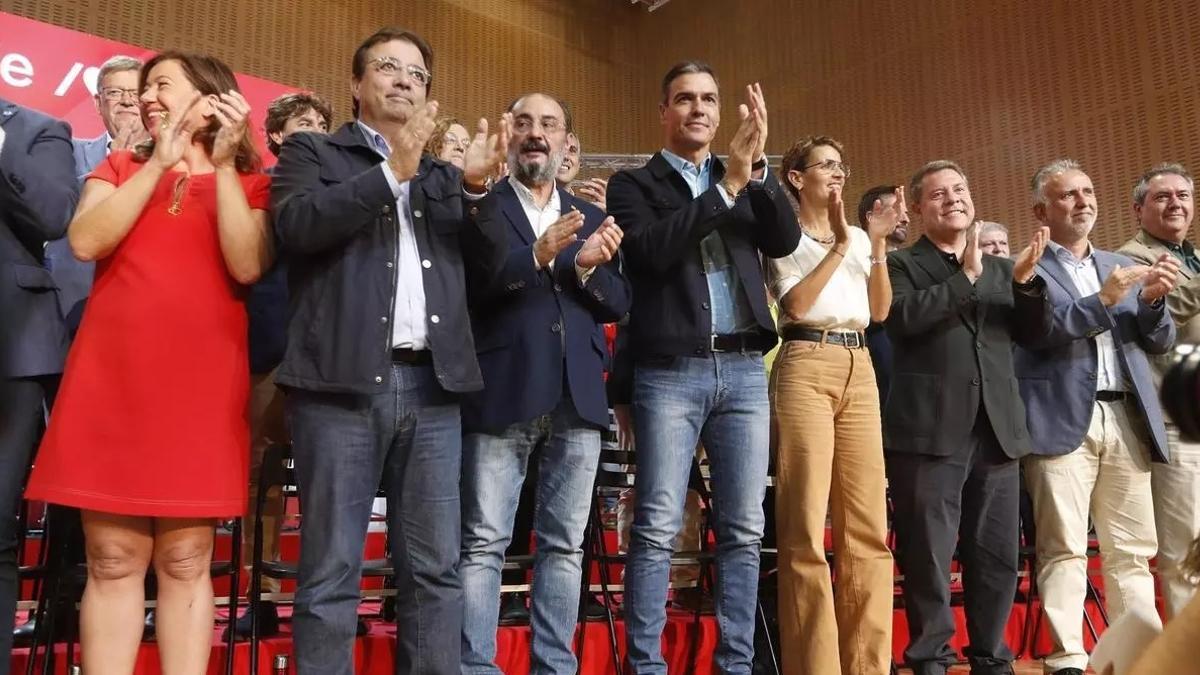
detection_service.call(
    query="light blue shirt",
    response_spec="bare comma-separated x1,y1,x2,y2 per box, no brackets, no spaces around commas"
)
357,120,428,349
1047,240,1128,391
660,148,756,335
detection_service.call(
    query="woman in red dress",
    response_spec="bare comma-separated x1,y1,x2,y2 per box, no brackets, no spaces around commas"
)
25,51,272,674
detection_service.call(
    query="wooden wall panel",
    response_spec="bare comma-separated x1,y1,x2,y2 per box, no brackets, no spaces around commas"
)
638,0,1200,250
0,0,653,153
4,0,1198,250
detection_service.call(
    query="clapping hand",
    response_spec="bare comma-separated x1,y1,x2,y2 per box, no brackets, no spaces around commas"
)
386,101,439,183
1139,253,1181,303
463,112,512,189
151,93,203,170
534,209,584,268
576,215,623,269
1011,226,1050,284
866,187,906,244
210,91,252,169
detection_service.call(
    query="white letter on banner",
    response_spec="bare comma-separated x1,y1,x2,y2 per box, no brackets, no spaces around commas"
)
54,62,83,96
0,53,34,87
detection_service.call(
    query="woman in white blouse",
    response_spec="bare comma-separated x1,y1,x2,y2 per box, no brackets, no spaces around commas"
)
766,136,905,675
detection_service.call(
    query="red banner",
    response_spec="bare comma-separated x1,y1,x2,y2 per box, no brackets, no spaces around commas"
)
0,11,297,163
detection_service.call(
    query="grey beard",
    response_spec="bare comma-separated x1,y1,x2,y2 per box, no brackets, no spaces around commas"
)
510,149,564,186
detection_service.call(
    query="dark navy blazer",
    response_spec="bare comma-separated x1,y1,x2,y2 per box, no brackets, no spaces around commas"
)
461,180,631,432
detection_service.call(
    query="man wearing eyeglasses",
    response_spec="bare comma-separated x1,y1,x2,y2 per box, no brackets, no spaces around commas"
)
457,91,629,675
44,55,144,334
605,61,798,674
270,27,509,675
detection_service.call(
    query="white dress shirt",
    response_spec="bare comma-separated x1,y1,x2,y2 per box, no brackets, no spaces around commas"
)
358,120,428,350
0,124,6,157
510,176,562,267
1047,240,1128,391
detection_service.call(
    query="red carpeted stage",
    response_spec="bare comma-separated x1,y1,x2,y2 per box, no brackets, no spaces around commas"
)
10,528,1121,673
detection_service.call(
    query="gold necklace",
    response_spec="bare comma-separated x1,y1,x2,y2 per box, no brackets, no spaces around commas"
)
168,174,189,216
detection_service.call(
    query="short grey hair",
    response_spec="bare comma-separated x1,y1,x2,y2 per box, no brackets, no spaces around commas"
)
1132,162,1194,205
97,55,142,85
909,160,968,204
978,221,1009,237
1030,159,1083,204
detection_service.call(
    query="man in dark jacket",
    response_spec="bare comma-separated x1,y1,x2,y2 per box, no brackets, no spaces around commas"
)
606,61,798,674
885,160,1051,675
457,92,630,674
0,98,77,675
269,28,507,675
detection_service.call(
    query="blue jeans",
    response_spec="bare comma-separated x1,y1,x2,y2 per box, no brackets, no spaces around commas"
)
288,363,463,675
460,399,600,675
625,353,769,674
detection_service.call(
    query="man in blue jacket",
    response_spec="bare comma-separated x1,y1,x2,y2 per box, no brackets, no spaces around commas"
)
0,98,77,675
1016,159,1178,675
270,27,508,675
458,92,629,675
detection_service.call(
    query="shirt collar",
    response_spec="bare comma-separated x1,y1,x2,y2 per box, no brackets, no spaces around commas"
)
1047,239,1094,265
508,175,560,212
660,148,712,178
1146,231,1196,257
355,119,390,157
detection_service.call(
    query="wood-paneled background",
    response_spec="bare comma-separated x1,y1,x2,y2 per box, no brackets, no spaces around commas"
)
4,0,1197,248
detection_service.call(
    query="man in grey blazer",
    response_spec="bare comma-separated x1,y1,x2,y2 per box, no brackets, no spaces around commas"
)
46,55,143,331
0,97,78,675
1016,159,1178,675
1117,162,1200,619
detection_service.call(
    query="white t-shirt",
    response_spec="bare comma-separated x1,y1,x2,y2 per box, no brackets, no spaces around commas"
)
765,226,872,331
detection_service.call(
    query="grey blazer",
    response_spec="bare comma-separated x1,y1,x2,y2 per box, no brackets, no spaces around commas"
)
1015,246,1176,462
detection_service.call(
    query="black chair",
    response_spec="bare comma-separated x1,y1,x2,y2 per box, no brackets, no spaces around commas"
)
247,443,395,672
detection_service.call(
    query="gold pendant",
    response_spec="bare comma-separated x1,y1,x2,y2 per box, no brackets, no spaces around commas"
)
168,203,182,216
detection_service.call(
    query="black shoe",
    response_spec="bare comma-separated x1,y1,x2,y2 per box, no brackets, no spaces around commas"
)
143,609,156,640
583,594,608,621
12,617,36,645
356,617,370,636
223,601,280,641
498,594,530,624
1049,669,1084,675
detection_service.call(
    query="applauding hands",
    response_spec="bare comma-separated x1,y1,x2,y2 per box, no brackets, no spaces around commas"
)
724,83,768,195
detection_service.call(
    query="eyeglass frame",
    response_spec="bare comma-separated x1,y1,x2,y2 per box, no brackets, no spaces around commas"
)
99,87,140,102
366,56,432,87
440,132,470,151
800,159,851,177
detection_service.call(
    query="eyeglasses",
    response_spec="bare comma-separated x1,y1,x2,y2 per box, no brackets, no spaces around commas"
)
512,117,566,134
802,159,851,177
441,133,470,151
367,57,431,87
101,87,139,102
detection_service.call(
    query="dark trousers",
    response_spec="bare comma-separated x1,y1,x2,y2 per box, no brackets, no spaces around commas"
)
0,375,57,675
886,411,1019,675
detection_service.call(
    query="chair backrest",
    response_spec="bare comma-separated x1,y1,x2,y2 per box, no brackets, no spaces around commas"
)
596,409,635,489
256,443,297,514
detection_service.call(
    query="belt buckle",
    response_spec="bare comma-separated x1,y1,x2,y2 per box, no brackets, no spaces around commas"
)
846,332,862,349
710,334,720,352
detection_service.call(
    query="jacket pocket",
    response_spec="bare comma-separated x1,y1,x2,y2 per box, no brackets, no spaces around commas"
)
12,264,58,290
886,372,941,433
